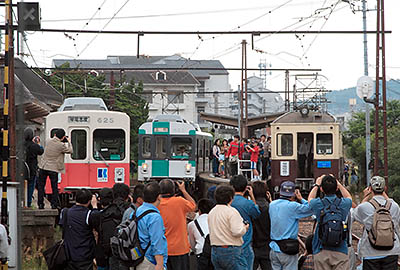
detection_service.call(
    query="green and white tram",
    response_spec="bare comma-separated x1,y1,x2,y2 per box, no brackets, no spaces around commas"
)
138,115,213,182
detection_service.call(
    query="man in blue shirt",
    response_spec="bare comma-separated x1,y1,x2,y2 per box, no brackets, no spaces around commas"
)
308,174,352,270
269,181,313,270
230,175,261,270
136,182,167,270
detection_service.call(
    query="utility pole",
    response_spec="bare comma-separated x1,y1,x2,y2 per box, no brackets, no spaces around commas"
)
362,0,372,185
373,0,388,184
285,70,290,111
240,40,249,138
110,71,115,109
2,0,15,232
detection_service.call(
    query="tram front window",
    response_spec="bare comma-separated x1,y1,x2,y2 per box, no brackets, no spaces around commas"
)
155,137,167,159
171,138,192,159
93,129,125,161
277,134,293,156
71,129,87,160
142,137,151,159
317,134,333,154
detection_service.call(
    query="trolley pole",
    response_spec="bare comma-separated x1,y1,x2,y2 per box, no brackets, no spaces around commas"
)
362,0,372,185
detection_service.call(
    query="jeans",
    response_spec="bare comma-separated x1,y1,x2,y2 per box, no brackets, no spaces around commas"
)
27,174,37,207
211,246,245,270
241,244,254,270
37,169,59,208
212,158,219,174
270,250,297,270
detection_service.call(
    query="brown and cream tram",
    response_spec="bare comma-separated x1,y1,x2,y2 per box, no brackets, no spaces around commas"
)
270,111,343,197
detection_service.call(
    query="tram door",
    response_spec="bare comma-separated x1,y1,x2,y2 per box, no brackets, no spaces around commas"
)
297,133,313,179
67,127,90,187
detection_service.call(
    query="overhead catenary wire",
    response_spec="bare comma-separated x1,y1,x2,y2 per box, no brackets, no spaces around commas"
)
77,0,131,57
39,1,336,23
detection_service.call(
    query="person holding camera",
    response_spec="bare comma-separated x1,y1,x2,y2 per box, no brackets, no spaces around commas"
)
37,128,73,209
308,175,352,270
230,175,261,270
158,179,196,270
269,181,313,270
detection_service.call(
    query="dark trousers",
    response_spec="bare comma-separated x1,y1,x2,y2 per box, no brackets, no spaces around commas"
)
363,255,398,270
253,247,271,270
37,169,59,208
109,255,129,270
27,174,37,207
66,260,94,270
167,253,189,270
261,157,268,180
298,154,306,178
230,162,238,176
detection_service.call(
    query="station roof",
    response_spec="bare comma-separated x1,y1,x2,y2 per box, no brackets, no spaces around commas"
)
0,58,63,123
200,112,285,129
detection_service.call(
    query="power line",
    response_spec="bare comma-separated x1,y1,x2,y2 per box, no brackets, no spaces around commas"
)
39,1,337,23
77,0,131,57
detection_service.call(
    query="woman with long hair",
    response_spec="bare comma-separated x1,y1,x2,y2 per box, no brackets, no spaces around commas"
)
212,139,221,177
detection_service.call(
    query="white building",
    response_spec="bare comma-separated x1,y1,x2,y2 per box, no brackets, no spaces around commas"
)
230,76,285,117
53,55,232,129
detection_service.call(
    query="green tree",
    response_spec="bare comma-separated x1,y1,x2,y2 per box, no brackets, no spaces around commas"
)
43,65,149,164
344,100,400,202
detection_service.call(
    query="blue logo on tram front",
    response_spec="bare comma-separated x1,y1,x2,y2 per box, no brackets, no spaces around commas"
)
97,168,108,182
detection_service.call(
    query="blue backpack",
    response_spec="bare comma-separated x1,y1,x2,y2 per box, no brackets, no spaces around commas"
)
318,198,346,247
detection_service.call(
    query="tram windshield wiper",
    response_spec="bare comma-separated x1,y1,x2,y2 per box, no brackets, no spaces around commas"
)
96,151,110,167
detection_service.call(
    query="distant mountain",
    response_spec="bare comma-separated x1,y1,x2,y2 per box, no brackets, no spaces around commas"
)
326,79,400,115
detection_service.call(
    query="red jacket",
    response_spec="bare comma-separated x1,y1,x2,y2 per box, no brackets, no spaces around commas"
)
249,146,259,162
228,141,239,157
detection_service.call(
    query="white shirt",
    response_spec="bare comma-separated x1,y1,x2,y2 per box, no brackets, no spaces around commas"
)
188,214,209,255
0,224,8,259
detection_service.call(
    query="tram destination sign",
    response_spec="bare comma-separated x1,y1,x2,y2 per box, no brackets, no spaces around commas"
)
68,116,90,123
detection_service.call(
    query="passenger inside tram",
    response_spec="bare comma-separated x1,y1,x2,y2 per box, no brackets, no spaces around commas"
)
297,134,313,178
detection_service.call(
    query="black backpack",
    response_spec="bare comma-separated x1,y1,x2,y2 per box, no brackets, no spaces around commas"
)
318,198,346,247
194,219,213,270
98,203,126,257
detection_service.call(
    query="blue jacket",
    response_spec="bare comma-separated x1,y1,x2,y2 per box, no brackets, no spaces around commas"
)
136,203,168,267
231,195,261,247
269,198,313,253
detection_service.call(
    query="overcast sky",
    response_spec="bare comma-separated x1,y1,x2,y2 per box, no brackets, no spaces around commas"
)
18,0,400,92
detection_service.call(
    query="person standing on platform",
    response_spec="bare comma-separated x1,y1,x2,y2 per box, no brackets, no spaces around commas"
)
24,127,44,208
228,135,240,176
38,128,73,209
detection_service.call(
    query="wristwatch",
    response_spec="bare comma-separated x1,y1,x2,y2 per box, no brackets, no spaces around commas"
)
312,184,320,189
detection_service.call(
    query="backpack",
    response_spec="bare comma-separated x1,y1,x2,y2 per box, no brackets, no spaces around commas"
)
367,199,395,250
98,203,126,257
110,209,157,267
318,198,346,247
194,219,213,270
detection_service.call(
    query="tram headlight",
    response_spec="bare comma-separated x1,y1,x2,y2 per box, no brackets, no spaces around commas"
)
142,163,148,174
185,163,192,174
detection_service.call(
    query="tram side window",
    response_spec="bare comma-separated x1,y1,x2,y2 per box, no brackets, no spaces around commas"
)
93,129,125,161
71,130,87,160
277,134,293,156
171,137,192,159
142,137,151,159
317,134,333,154
155,137,167,159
